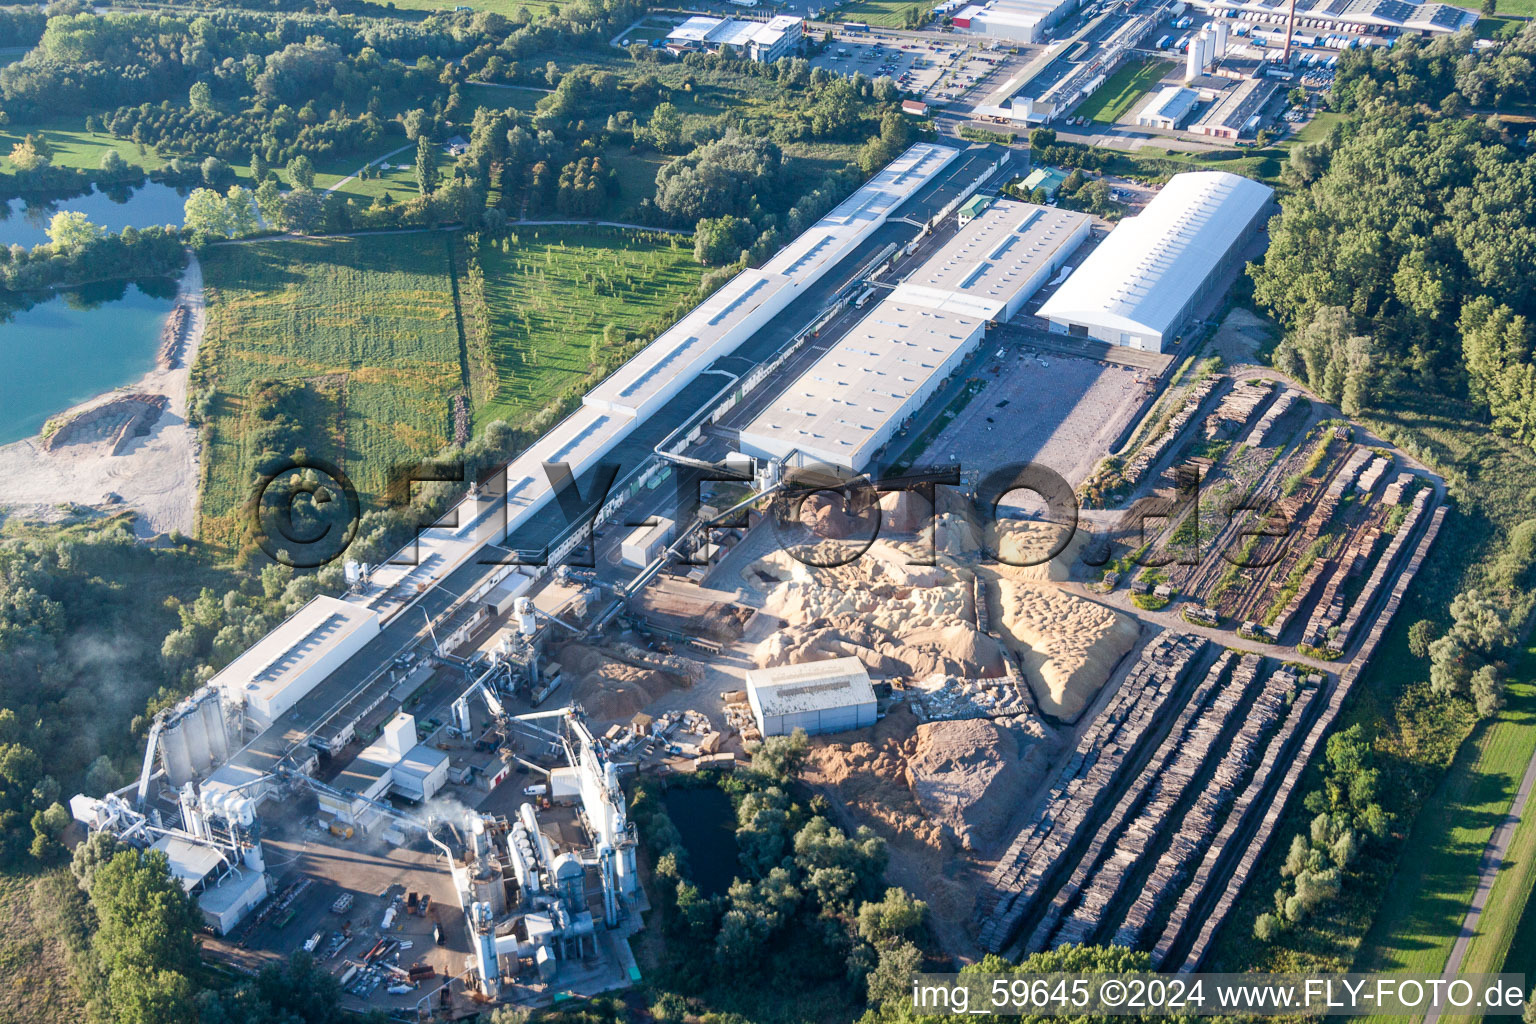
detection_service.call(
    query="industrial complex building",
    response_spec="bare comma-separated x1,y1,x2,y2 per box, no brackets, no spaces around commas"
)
664,14,804,62
1188,76,1279,139
747,658,878,736
1186,0,1476,35
68,143,978,996
951,0,1077,42
738,199,1090,469
1038,171,1273,352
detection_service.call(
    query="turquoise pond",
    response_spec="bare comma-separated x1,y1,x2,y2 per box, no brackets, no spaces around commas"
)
0,279,178,445
0,181,189,249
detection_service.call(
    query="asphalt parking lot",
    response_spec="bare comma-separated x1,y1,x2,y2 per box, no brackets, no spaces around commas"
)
807,35,952,98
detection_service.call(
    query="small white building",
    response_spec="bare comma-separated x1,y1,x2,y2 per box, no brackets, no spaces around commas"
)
321,712,448,820
152,834,269,935
393,743,450,803
620,517,674,568
747,657,878,737
1136,86,1199,129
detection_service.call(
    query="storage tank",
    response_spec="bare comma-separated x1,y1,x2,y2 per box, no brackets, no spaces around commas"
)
471,863,506,916
552,853,584,911
159,718,195,787
180,703,212,777
200,692,230,765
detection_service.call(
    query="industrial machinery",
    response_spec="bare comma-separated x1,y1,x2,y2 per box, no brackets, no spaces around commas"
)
458,705,639,999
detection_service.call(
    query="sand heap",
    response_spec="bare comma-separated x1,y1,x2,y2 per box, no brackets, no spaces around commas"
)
880,489,933,533
749,539,1010,680
805,707,945,849
993,521,1088,582
555,645,684,721
992,578,1138,721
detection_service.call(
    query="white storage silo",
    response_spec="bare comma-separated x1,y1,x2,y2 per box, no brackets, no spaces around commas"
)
200,692,230,765
159,718,195,787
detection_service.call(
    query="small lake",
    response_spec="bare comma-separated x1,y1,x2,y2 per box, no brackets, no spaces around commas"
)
0,279,178,445
662,784,739,898
0,181,189,249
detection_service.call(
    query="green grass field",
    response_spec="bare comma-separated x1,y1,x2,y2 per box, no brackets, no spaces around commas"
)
462,82,548,114
0,871,82,1024
195,233,465,554
1484,0,1536,16
1074,58,1175,124
1352,650,1536,998
473,227,703,429
0,123,170,177
823,0,931,27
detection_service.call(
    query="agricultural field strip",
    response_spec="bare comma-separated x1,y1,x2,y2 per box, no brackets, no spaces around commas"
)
1458,670,1536,981
194,234,462,548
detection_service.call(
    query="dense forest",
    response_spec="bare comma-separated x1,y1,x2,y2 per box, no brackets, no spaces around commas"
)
1230,27,1536,970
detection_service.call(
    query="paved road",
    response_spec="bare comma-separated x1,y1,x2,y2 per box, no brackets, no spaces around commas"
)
1423,743,1536,1023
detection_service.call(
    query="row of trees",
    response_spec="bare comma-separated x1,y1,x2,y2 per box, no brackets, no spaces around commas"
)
1254,725,1389,940
0,217,186,293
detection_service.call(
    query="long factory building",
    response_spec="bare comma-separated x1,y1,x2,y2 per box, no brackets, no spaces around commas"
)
1038,171,1273,353
167,142,970,795
950,0,1077,43
1187,0,1476,35
737,199,1091,470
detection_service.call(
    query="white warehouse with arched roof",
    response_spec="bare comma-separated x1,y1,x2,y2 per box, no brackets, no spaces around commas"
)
1036,171,1274,353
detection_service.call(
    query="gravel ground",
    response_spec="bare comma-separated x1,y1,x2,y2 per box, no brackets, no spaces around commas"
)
922,347,1149,488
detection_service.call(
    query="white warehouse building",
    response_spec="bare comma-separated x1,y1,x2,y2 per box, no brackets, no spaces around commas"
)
951,0,1077,42
1037,171,1273,353
210,595,381,733
737,200,1090,470
1136,86,1200,130
747,657,878,736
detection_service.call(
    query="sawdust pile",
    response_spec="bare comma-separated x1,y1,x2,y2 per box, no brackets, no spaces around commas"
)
993,579,1138,721
746,539,1011,680
993,521,1089,583
555,646,684,721
632,586,752,641
804,706,1057,855
757,616,1006,679
908,716,1056,852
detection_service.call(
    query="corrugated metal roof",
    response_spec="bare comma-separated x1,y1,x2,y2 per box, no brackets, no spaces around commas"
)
1037,171,1272,342
748,657,877,716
